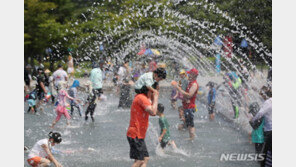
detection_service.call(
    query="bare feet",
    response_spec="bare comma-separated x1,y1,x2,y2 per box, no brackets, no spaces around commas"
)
178,124,185,131
50,122,56,129
185,137,194,141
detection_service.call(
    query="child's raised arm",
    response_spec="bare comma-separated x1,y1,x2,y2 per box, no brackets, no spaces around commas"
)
42,144,63,167
64,91,74,101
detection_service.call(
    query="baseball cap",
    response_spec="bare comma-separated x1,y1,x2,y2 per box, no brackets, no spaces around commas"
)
186,68,198,76
179,69,186,74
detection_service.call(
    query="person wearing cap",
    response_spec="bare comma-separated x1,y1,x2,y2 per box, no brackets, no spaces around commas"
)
178,69,189,99
172,68,199,140
27,132,63,167
89,60,104,103
69,80,83,117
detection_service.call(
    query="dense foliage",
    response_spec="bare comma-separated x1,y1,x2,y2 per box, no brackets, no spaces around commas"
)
24,0,272,70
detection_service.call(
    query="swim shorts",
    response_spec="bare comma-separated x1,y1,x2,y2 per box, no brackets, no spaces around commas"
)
93,88,103,98
127,136,149,160
208,102,215,114
27,156,41,167
184,108,195,127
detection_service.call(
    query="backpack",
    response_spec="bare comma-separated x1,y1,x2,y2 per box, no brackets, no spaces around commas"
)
248,102,263,130
28,90,37,100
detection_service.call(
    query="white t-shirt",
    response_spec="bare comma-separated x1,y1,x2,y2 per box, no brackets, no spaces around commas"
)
134,72,155,89
252,98,272,131
28,139,51,159
53,69,68,87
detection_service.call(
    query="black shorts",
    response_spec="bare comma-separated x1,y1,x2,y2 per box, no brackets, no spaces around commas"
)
208,102,215,114
171,99,177,102
127,136,149,160
160,140,168,149
184,108,195,127
93,88,103,98
87,102,97,113
37,91,44,100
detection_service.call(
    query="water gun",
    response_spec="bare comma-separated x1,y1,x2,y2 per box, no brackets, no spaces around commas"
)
66,103,71,112
194,104,198,113
51,148,62,154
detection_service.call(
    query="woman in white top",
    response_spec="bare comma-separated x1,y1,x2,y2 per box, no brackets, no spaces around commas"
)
27,132,63,167
251,85,272,166
67,55,75,80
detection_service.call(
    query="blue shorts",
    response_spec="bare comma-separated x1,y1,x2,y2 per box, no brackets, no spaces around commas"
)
184,108,195,127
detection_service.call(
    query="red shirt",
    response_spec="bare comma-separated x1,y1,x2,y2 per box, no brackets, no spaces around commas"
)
127,94,152,139
182,80,198,109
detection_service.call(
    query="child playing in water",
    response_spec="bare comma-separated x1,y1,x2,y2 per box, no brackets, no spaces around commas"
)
134,68,166,94
170,87,178,109
26,88,38,114
177,106,186,130
248,102,265,156
206,81,216,121
51,81,74,128
157,103,177,150
178,69,188,92
69,80,82,117
27,131,63,167
84,81,97,122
